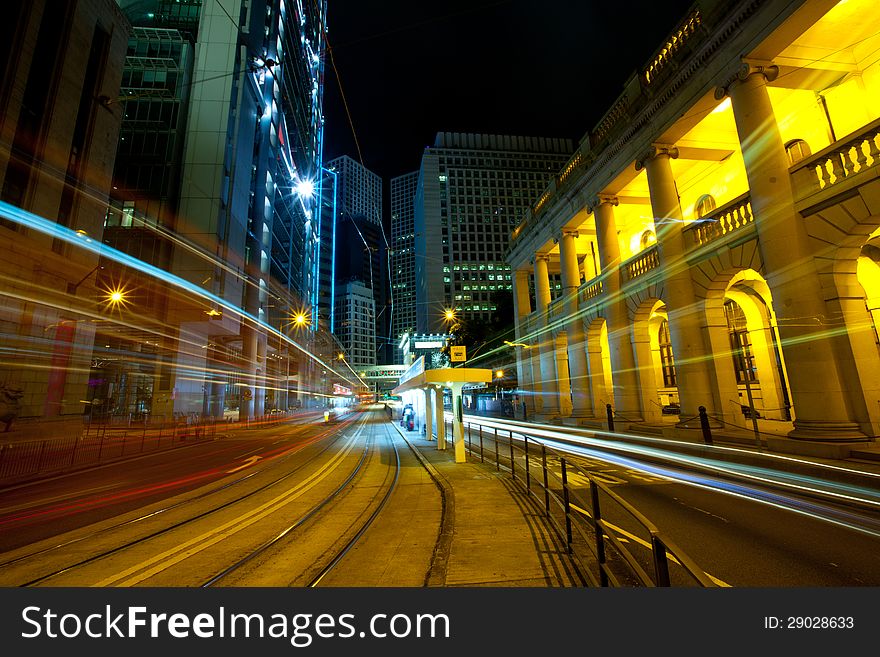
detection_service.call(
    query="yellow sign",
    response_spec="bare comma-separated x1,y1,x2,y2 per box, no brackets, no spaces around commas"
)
450,346,466,362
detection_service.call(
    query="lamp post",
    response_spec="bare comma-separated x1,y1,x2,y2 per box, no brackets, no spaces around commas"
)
287,308,311,408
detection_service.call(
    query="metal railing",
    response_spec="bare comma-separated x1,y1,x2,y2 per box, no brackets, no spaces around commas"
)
454,417,715,587
0,416,218,484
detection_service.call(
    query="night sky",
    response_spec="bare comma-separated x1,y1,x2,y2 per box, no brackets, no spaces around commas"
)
321,0,696,186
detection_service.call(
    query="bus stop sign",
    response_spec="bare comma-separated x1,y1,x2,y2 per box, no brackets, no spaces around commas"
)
450,346,466,362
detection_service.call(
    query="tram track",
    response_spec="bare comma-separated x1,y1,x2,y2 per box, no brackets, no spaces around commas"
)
2,408,447,588
0,413,364,586
203,416,403,587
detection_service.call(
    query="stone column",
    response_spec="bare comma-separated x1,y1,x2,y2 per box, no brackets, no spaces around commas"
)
585,328,609,417
638,146,722,427
555,332,573,416
512,268,537,418
592,196,642,421
207,342,227,419
239,323,257,421
255,335,267,417
534,255,560,416
559,230,593,419
722,62,865,440
631,322,663,423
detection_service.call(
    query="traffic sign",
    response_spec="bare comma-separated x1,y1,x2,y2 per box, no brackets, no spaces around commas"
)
450,345,466,362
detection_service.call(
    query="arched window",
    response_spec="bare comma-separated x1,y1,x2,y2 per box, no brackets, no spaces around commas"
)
640,230,656,249
724,300,758,383
658,319,677,387
694,194,716,219
785,139,812,165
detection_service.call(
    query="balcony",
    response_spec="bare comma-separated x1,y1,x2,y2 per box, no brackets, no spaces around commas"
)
621,245,660,284
791,117,880,213
579,278,604,303
684,192,753,248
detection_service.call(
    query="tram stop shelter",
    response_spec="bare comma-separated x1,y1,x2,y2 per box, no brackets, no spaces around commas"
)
392,356,493,463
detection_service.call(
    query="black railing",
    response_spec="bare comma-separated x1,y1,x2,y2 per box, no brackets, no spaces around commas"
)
0,416,218,484
462,418,715,587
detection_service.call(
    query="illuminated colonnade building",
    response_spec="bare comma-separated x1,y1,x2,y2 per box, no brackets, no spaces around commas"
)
507,0,880,455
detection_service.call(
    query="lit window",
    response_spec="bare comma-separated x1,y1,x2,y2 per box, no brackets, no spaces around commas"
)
785,139,811,165
694,194,716,220
724,300,758,383
658,319,677,388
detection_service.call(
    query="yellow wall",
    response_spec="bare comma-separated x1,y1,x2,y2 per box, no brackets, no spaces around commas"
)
769,87,833,156
677,152,750,222
823,75,876,140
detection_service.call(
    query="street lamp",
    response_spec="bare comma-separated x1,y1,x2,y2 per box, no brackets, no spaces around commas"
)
101,284,130,311
295,178,314,199
288,310,310,330
495,369,504,400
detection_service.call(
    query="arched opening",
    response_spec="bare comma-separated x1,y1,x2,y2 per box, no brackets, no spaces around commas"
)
632,298,676,422
585,318,612,415
723,271,793,423
857,239,880,347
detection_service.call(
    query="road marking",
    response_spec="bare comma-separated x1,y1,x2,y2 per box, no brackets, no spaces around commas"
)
571,503,730,587
559,470,627,487
226,455,262,473
590,472,628,486
95,426,365,587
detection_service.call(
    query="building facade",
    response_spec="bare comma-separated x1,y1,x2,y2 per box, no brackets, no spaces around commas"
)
390,170,419,363
95,0,330,421
414,132,573,335
334,281,376,372
507,0,880,456
0,0,130,428
325,154,383,226
325,155,390,363
334,213,386,367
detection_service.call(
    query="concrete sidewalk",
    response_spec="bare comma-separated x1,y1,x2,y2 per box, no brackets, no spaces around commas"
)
391,423,587,587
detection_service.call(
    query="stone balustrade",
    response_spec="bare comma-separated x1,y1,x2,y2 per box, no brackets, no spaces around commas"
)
622,245,660,282
791,117,880,201
580,278,604,302
685,192,752,247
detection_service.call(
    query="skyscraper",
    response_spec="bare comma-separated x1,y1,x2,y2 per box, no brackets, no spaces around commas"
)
324,155,390,364
414,133,573,334
389,171,419,363
99,0,328,420
324,155,383,226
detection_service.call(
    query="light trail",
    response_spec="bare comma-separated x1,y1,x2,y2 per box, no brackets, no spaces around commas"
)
461,415,880,538
0,200,358,388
